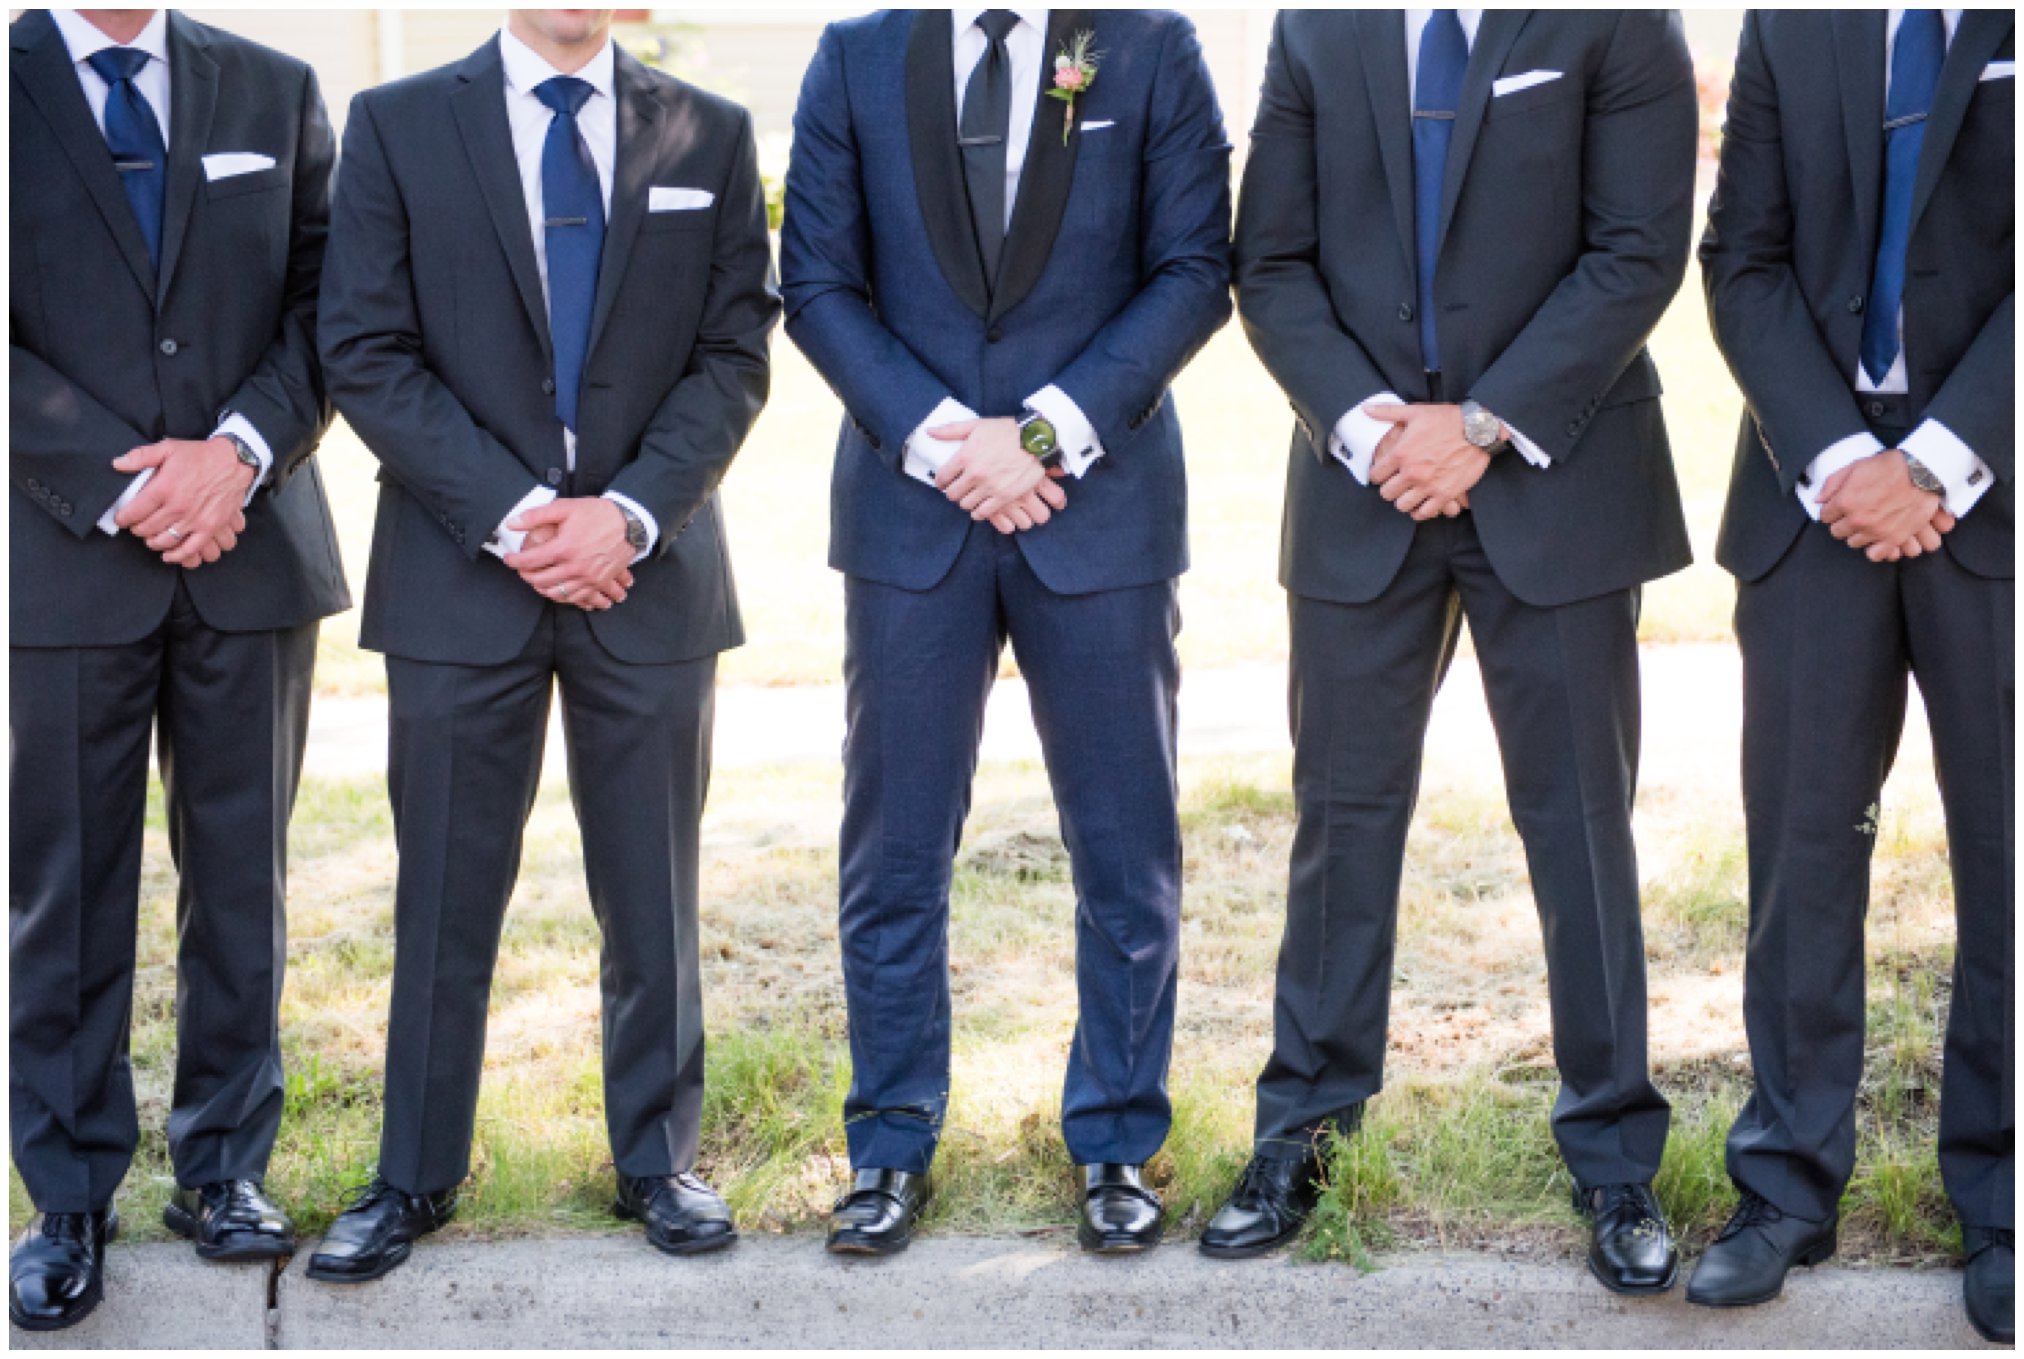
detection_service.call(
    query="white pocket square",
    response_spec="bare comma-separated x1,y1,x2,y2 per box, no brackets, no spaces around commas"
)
1492,70,1563,97
1982,60,2015,82
1079,119,1116,132
202,152,276,180
648,187,715,211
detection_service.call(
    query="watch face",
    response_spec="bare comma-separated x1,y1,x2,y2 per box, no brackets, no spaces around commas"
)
1022,418,1058,458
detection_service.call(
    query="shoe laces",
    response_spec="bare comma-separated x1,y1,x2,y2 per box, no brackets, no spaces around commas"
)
1719,1190,1784,1240
1232,1157,1298,1212
337,1173,398,1213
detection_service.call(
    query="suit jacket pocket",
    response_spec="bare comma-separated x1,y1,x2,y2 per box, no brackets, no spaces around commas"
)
640,207,717,235
1484,79,1577,121
204,165,289,201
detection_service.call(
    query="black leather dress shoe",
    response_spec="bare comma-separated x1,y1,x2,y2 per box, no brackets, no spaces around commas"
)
1685,1191,1836,1308
1574,1182,1678,1294
827,1169,931,1256
1963,1227,2014,1345
163,1179,296,1261
1200,1152,1326,1259
1078,1164,1164,1255
615,1173,736,1256
305,1176,457,1284
10,1208,116,1332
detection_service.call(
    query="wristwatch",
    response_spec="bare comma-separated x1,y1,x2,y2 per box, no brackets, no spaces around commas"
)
218,429,262,476
1902,452,1945,496
1018,409,1065,469
614,502,649,555
1459,399,1508,455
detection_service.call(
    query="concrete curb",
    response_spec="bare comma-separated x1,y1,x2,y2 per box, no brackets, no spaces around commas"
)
12,1237,1999,1349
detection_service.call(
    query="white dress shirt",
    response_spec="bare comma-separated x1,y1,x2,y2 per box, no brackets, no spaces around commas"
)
51,10,276,535
487,27,658,562
1798,7,1992,522
903,7,1105,487
1329,9,1550,485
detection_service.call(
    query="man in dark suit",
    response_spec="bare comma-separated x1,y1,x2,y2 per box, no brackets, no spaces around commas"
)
781,8,1230,1256
309,8,776,1282
1692,10,2012,1341
9,6,347,1331
1207,11,1697,1293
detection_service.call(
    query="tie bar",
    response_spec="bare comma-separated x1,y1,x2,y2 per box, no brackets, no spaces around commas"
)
543,216,590,228
1412,109,1456,121
113,159,156,172
1882,111,1928,131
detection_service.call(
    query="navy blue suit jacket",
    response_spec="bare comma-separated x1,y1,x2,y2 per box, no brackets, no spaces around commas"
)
781,9,1232,596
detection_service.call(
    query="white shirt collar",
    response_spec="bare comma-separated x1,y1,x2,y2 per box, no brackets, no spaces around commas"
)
498,24,616,103
950,9,1049,43
51,8,170,68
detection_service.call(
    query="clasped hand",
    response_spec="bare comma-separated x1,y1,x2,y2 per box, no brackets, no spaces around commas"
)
1817,451,1955,562
502,497,635,610
1365,403,1484,520
112,437,255,568
929,417,1067,534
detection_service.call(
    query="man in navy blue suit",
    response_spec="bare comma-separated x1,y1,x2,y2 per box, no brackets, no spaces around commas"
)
781,8,1230,1257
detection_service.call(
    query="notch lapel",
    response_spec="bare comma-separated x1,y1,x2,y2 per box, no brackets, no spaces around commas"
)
1908,10,2010,237
1833,12,1886,271
450,41,553,363
1357,10,1417,291
1435,10,1527,255
906,9,991,319
11,12,156,297
586,51,663,362
989,8,1090,323
155,12,216,306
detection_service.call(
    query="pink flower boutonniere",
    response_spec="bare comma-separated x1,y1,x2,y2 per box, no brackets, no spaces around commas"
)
1048,30,1101,145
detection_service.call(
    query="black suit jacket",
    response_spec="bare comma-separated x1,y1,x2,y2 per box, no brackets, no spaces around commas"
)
9,10,348,647
319,39,778,667
1235,10,1697,609
1704,9,2014,583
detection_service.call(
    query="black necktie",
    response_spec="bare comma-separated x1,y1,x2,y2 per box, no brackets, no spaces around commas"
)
960,10,1020,289
86,46,166,272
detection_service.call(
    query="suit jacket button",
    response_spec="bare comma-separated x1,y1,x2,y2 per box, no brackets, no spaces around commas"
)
158,338,178,355
59,503,72,517
986,327,1003,343
542,378,556,395
1868,400,1887,418
1397,303,1414,322
1847,295,1864,314
546,468,564,486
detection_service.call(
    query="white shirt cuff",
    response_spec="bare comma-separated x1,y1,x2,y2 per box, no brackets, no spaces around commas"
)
485,484,558,558
1327,392,1405,485
602,490,659,563
97,468,155,535
1796,432,1887,521
213,413,273,506
1900,418,1994,519
1502,418,1550,469
903,397,978,486
1025,384,1104,479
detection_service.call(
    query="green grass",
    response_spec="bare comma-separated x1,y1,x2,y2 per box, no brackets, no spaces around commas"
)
9,749,1959,1270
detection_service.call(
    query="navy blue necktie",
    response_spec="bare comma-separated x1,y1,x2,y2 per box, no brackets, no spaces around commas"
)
1412,10,1467,374
86,46,167,272
1861,9,1945,386
535,76,605,434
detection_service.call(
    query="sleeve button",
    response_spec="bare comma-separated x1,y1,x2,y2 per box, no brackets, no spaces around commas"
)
159,339,178,355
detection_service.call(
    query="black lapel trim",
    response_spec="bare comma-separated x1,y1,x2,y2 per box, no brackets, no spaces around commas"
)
1357,10,1417,291
11,10,156,297
155,12,216,305
1908,10,2010,236
450,38,553,362
1435,9,1527,255
1833,12,1886,271
586,48,663,361
988,8,1091,324
906,9,990,319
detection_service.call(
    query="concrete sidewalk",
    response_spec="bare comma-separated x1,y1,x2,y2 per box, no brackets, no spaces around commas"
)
14,1237,1996,1350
